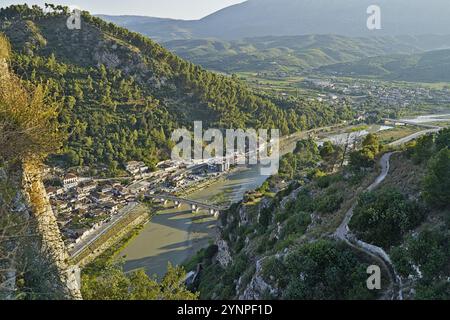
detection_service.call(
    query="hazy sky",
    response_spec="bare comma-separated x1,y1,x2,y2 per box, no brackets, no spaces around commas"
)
0,0,247,19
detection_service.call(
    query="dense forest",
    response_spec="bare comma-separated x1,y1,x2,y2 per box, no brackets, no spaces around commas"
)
0,5,353,175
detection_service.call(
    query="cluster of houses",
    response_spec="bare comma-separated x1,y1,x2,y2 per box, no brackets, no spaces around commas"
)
43,159,234,246
125,161,149,177
302,77,450,106
45,173,136,246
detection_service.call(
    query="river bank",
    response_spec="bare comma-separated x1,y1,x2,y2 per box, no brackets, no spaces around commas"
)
116,122,374,278
116,117,444,279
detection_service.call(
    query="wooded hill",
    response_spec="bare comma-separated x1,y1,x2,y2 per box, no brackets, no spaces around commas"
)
0,5,353,174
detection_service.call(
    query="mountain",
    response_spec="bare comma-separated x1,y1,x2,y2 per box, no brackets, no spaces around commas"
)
95,15,197,42
0,5,352,173
163,35,450,74
318,48,450,82
100,0,450,42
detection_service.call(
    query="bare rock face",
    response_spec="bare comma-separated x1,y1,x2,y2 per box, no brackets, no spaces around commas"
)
216,239,232,268
238,206,249,226
240,258,278,300
94,49,120,69
280,186,303,210
21,162,82,299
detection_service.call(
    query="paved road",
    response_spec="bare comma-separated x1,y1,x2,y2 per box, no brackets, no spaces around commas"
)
335,152,393,240
69,202,138,259
382,118,442,129
388,128,442,147
334,121,448,299
334,152,403,300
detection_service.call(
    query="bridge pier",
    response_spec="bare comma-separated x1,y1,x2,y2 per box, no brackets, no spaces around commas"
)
160,198,168,205
174,200,181,208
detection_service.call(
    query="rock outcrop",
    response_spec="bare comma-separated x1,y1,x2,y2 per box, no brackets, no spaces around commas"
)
215,239,232,268
240,258,278,300
21,161,82,299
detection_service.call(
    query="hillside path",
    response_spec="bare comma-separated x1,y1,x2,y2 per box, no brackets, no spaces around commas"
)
334,152,403,300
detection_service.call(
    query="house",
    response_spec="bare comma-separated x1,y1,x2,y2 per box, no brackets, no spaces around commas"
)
100,184,113,194
77,181,97,195
104,202,119,213
46,186,57,198
113,185,128,196
63,173,79,190
125,161,148,176
92,192,112,204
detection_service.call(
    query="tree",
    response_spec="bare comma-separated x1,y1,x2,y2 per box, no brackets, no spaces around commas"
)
423,148,450,208
411,134,435,164
320,141,343,171
349,188,425,249
64,150,80,167
362,133,380,154
435,128,450,151
0,37,62,163
282,240,375,300
81,262,198,300
349,148,375,169
319,141,334,160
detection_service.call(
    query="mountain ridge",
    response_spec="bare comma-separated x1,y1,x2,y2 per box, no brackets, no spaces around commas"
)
318,48,450,82
99,0,450,42
162,34,450,74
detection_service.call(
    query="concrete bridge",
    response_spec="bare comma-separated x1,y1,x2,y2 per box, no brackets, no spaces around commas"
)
145,193,227,217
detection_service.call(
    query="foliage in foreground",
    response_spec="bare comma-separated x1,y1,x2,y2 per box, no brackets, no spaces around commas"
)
81,262,198,300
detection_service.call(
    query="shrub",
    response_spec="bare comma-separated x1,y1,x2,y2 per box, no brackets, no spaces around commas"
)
349,188,425,249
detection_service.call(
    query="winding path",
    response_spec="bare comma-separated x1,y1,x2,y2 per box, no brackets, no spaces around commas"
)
334,152,403,300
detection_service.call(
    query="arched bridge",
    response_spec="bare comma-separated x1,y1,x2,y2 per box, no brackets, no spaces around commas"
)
145,193,228,217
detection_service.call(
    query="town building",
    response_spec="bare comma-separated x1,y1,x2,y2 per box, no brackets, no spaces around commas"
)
63,173,79,190
125,161,149,176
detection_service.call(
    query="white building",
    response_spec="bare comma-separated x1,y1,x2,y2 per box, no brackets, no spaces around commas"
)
63,173,79,190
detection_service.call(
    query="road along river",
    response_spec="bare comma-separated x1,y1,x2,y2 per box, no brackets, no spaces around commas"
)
118,165,272,278
118,131,307,278
118,117,447,278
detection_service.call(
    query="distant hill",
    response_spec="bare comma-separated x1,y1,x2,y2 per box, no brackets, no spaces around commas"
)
318,49,450,82
163,35,450,74
100,0,450,41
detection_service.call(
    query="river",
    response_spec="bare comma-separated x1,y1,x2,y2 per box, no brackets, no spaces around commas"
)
117,122,426,278
118,164,275,277
118,131,305,278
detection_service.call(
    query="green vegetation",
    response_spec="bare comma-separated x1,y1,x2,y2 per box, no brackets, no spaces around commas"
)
164,35,450,79
1,5,353,176
0,38,61,163
281,240,377,300
349,133,380,169
349,188,425,249
423,148,450,208
391,228,450,300
82,262,198,300
319,49,450,83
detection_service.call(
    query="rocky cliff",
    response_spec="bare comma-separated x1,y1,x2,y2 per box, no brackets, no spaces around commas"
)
0,55,81,299
21,162,82,299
